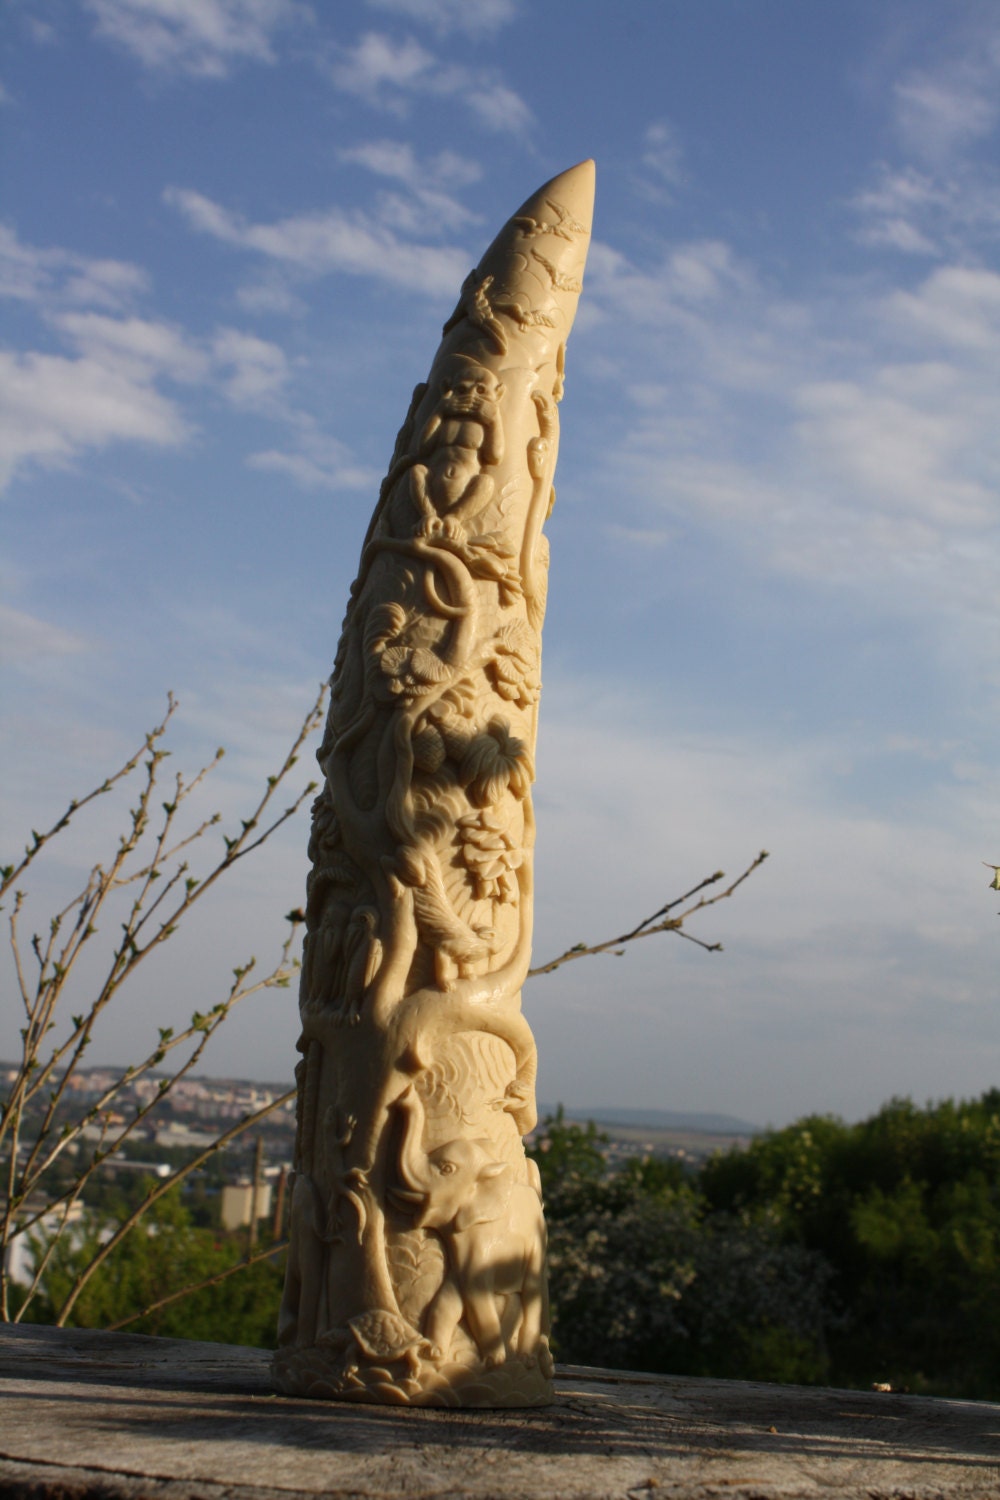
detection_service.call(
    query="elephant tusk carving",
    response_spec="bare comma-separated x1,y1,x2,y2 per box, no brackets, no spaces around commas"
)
273,161,593,1409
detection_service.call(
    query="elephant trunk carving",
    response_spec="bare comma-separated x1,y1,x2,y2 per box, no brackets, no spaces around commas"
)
389,1087,551,1373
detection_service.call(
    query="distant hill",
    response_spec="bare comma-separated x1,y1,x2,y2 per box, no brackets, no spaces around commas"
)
541,1105,760,1137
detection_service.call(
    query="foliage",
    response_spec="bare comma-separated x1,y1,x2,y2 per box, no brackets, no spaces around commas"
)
528,1106,608,1198
526,1093,1000,1399
700,1092,1000,1399
532,1120,832,1385
16,1187,284,1349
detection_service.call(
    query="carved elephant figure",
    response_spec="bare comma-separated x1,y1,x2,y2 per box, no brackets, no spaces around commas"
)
390,1086,549,1370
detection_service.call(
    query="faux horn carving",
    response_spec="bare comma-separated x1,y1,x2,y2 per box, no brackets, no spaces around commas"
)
272,160,594,1408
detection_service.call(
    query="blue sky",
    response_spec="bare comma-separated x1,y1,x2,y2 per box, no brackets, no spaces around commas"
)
2,0,997,1126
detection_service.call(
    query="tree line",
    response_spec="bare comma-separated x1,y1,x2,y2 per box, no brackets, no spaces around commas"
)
534,1091,1000,1399
14,1090,999,1402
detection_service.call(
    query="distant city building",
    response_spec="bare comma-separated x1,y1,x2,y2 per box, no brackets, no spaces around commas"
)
220,1182,272,1231
3,1198,85,1288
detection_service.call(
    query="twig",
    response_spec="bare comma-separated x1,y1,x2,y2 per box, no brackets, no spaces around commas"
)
1,687,326,1323
528,850,769,977
104,1240,289,1332
0,697,178,903
51,1089,294,1326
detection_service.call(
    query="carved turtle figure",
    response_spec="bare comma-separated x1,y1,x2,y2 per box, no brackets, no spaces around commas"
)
348,1309,431,1376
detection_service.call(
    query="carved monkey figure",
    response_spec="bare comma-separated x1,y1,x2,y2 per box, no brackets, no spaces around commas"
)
409,354,505,538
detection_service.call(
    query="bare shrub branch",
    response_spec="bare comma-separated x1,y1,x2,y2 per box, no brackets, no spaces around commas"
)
0,686,325,1323
528,850,769,977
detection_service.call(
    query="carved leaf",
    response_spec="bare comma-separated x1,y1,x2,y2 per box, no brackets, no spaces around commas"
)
409,647,450,683
460,721,534,808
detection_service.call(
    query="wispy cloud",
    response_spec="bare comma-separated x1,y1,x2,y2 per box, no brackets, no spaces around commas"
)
0,347,191,488
893,66,999,163
0,237,193,486
331,29,431,97
851,159,1000,257
0,604,90,664
586,237,756,332
248,447,373,491
580,231,1000,644
329,29,533,135
164,185,470,296
211,327,290,405
338,138,479,187
54,311,211,382
0,227,314,489
636,119,685,200
84,0,310,78
852,17,1000,255
246,409,378,492
851,166,945,255
883,264,1000,354
792,365,995,529
0,224,149,309
339,137,482,234
366,0,517,38
52,311,292,409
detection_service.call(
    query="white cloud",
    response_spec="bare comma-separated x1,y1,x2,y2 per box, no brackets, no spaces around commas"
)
165,186,470,296
85,0,310,78
329,29,533,135
54,311,211,382
47,312,290,413
366,0,517,37
0,231,198,486
852,19,1000,258
641,119,685,191
0,348,190,487
0,226,312,487
578,227,1000,649
463,79,532,134
339,138,480,190
851,161,1000,258
793,367,994,527
331,30,432,96
339,139,482,234
248,449,370,490
339,138,419,180
25,17,58,45
885,265,1000,354
235,275,306,316
588,237,755,326
851,166,945,255
247,419,377,491
0,605,90,664
0,224,148,310
894,70,999,163
211,327,289,404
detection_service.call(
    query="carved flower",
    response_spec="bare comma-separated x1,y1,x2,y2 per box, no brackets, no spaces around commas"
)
487,620,540,708
458,810,522,903
380,644,450,697
459,718,534,808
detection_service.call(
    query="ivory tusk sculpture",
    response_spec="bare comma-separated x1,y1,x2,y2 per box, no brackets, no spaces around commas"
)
272,160,595,1408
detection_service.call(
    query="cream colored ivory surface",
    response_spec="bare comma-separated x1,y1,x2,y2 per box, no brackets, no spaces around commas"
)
272,161,594,1408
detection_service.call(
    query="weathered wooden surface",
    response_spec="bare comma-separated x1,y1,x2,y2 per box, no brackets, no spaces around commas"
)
1,1324,998,1499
